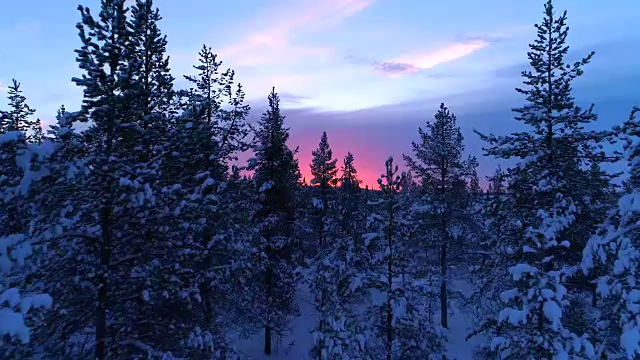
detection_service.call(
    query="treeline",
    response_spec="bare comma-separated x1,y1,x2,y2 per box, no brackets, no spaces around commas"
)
1,0,639,359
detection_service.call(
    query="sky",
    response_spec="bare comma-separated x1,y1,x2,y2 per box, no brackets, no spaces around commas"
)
0,0,638,187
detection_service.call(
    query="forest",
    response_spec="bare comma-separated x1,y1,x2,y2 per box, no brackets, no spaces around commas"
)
1,0,639,359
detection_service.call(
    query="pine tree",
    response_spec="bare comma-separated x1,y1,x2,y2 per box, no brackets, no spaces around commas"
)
403,102,478,329
248,87,301,355
474,1,609,357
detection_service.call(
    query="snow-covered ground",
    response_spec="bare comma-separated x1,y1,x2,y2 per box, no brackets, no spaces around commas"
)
447,279,484,360
236,287,318,360
236,280,482,359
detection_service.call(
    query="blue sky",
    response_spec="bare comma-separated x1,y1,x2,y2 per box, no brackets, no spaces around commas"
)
0,0,638,185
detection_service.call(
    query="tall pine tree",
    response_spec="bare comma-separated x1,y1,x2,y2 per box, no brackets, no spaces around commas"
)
403,102,478,329
248,88,301,355
474,1,609,357
361,157,446,360
309,131,338,248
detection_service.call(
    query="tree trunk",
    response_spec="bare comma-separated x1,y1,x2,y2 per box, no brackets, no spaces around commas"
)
387,292,393,360
319,188,326,248
317,264,327,360
440,220,448,329
386,192,393,360
264,325,272,355
96,205,112,360
439,155,449,330
265,264,273,355
319,215,325,248
440,250,447,329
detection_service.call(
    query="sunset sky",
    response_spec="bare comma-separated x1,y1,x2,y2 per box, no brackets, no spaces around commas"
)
1,0,638,187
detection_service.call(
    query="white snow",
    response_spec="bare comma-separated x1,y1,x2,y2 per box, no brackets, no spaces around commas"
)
234,280,480,359
259,181,273,193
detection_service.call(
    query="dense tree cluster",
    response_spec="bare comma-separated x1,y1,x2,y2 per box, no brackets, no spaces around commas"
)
1,0,638,359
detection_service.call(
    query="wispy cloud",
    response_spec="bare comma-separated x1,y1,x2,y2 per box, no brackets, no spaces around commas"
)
375,39,490,77
218,0,374,67
279,92,312,105
0,80,6,94
346,33,510,78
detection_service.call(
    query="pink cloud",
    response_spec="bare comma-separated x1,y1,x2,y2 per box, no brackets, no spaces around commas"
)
218,0,374,67
375,39,490,77
227,45,334,67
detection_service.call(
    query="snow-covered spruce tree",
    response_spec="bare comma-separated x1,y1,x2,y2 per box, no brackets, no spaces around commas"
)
308,131,338,358
147,42,252,358
582,107,640,359
247,88,301,355
20,1,172,358
29,118,44,145
294,175,316,258
562,161,619,346
338,152,368,268
403,102,478,329
362,157,446,360
309,131,339,249
469,167,481,198
308,226,369,360
12,108,89,360
463,165,487,270
214,166,262,338
338,152,364,238
395,169,440,312
0,80,39,239
307,154,370,360
466,167,524,359
308,142,371,359
474,1,613,357
125,0,175,164
173,43,252,182
181,45,252,171
111,2,203,356
166,43,250,193
129,0,174,117
0,81,52,354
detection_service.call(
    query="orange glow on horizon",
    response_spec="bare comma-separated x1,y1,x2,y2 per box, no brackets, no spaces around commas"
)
298,166,381,190
234,150,384,190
